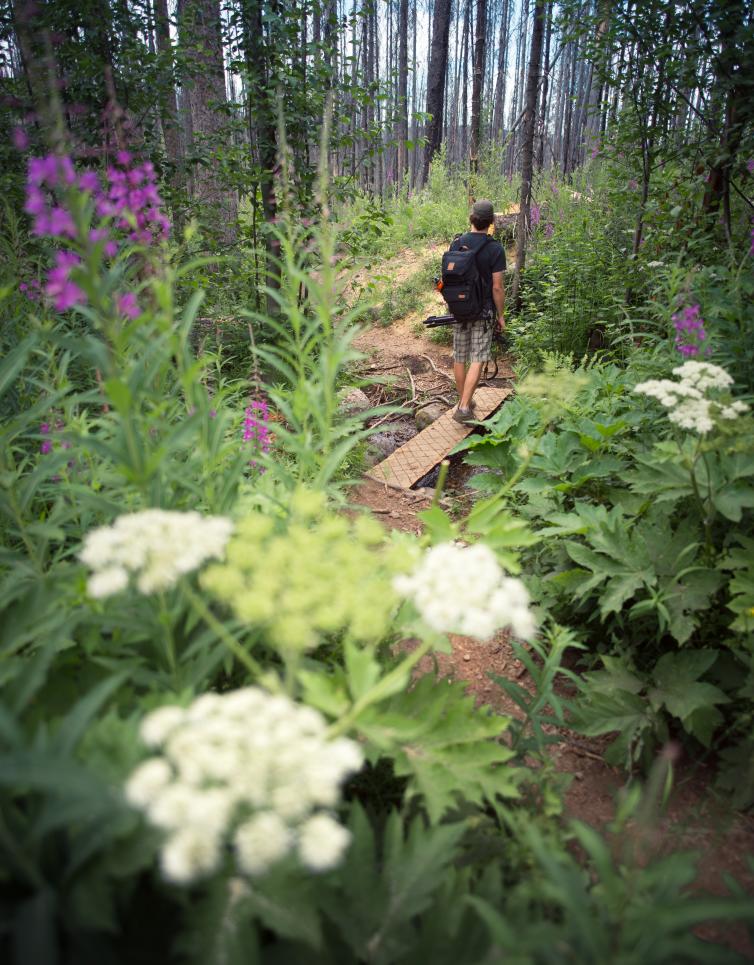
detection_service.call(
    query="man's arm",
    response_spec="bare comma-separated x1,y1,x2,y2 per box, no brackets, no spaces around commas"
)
491,270,505,330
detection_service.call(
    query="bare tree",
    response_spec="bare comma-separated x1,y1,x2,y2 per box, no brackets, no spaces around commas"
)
421,0,453,184
153,0,185,196
396,0,409,185
180,0,237,241
469,0,487,171
511,0,545,309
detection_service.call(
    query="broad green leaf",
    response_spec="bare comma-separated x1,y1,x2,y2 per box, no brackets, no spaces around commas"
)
648,650,728,725
297,669,350,718
356,676,518,820
344,640,381,700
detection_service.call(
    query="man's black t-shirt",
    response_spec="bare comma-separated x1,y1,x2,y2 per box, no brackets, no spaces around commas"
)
456,232,506,310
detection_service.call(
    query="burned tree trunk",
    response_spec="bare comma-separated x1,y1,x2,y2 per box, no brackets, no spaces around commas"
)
511,0,545,310
469,0,487,171
421,0,452,185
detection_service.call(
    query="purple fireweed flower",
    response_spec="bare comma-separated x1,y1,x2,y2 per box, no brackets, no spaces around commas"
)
117,292,140,319
28,155,60,187
243,400,271,468
45,250,86,312
40,440,53,454
673,304,707,357
116,150,132,166
530,204,541,227
78,170,100,193
628,179,638,191
24,187,46,216
747,159,754,175
544,223,554,239
590,142,600,159
12,127,29,151
46,206,77,238
19,279,41,302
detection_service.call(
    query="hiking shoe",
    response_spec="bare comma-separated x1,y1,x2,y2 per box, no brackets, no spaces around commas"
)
453,406,475,425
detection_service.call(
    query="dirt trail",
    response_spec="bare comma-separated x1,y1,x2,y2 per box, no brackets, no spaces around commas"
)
348,251,754,957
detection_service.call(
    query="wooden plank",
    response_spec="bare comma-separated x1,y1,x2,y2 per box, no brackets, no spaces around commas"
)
366,386,512,490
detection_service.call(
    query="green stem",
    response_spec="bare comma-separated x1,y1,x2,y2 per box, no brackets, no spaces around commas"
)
158,593,177,675
500,422,548,495
327,637,434,738
685,439,714,558
431,460,450,507
184,585,262,680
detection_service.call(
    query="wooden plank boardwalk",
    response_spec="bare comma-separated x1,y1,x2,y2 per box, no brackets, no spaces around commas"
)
365,386,512,490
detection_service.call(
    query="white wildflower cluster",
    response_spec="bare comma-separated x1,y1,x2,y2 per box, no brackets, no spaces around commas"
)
125,687,362,884
80,509,234,598
634,361,749,434
393,542,535,641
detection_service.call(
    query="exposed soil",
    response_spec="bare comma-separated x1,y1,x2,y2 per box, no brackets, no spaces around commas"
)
347,253,754,958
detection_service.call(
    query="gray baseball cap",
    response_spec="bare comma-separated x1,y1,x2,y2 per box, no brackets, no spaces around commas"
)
471,199,494,219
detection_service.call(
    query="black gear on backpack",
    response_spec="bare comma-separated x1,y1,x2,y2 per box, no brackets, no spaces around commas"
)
440,233,492,322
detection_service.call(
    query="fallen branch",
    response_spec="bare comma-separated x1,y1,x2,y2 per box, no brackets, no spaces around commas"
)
405,367,417,403
369,406,412,430
414,396,451,412
421,355,454,382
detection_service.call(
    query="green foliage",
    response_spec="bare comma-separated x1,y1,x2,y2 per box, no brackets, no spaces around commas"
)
2,137,753,964
461,355,754,794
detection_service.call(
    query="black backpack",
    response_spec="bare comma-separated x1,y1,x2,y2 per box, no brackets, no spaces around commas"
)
440,233,492,321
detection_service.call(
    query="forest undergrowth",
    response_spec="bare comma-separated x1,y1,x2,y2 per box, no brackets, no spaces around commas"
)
2,123,754,965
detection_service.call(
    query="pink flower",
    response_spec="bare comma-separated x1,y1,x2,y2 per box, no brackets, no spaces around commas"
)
47,206,77,238
45,251,86,312
28,155,60,187
78,170,100,192
12,127,29,151
672,304,708,357
24,187,46,216
117,292,140,319
530,203,541,227
628,179,638,191
19,279,41,302
544,223,554,239
116,150,132,166
243,399,271,468
747,159,754,175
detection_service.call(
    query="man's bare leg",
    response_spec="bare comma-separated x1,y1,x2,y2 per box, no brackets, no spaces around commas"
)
459,361,484,409
454,362,467,399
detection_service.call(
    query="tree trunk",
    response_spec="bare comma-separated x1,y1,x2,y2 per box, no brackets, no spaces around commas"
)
469,0,486,171
491,0,510,140
534,0,552,170
421,0,452,185
180,0,237,242
410,0,418,188
511,0,545,310
153,0,185,202
396,0,409,185
561,41,576,176
461,0,471,162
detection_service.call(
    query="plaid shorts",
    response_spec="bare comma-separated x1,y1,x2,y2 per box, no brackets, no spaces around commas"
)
453,307,495,364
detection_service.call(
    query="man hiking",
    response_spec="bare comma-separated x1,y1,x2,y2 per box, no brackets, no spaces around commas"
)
448,200,506,423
